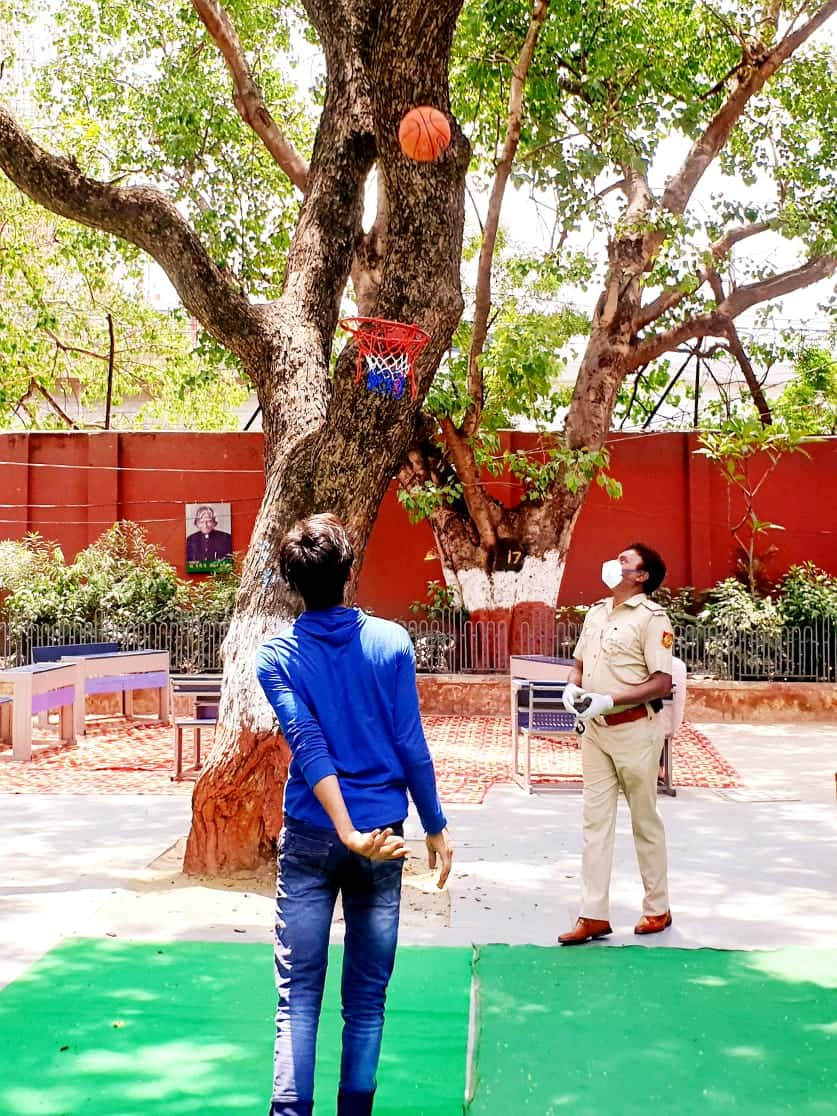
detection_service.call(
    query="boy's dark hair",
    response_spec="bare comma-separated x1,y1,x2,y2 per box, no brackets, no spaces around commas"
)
278,513,354,610
627,541,666,595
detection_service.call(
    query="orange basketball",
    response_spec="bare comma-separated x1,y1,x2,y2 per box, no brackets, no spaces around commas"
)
398,106,451,162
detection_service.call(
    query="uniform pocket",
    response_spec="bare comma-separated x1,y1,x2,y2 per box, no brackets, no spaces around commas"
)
600,625,647,684
601,628,634,656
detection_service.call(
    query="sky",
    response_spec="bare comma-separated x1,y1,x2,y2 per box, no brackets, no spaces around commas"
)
492,131,833,339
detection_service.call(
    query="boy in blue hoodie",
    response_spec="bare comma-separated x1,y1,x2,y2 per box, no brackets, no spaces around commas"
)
256,512,453,1116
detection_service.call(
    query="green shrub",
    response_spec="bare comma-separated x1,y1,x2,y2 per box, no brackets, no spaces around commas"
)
409,579,468,621
777,563,837,625
0,522,240,634
71,522,181,623
653,585,707,623
175,560,241,622
0,534,66,596
697,578,784,678
699,578,782,631
0,535,85,627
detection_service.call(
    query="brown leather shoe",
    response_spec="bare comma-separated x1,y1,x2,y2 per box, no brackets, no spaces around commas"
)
634,911,673,935
558,918,613,946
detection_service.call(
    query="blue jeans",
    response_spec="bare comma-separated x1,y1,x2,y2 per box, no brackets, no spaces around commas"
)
269,816,404,1116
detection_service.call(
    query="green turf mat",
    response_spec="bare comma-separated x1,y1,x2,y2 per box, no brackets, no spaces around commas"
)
468,945,837,1116
0,938,471,1116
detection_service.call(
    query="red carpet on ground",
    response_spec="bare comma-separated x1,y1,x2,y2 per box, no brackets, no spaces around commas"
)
0,716,742,799
424,716,742,802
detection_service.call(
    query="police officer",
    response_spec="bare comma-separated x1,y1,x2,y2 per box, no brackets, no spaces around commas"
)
558,543,675,945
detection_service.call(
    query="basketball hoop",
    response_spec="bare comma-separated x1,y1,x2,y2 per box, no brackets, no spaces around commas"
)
339,316,430,401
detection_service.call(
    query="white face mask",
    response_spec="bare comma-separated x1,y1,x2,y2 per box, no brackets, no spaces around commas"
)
601,559,624,590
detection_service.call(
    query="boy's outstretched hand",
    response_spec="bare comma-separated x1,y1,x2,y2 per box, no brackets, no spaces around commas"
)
345,828,409,862
426,828,453,889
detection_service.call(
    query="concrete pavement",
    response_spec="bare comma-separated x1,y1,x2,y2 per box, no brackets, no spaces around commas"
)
2,722,836,990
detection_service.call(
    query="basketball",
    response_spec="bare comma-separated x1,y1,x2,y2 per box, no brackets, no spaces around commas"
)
398,106,451,162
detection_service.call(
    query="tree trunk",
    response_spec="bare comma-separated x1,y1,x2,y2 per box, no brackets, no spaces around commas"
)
184,443,315,876
427,487,588,666
425,316,632,665
184,446,391,875
185,0,468,875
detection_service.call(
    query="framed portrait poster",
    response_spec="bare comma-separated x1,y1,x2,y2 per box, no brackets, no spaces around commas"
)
185,502,233,574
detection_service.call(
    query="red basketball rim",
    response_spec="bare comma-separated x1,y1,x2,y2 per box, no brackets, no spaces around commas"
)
339,316,430,351
339,316,431,399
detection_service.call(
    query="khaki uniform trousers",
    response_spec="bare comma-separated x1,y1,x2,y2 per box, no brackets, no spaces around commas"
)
579,712,669,921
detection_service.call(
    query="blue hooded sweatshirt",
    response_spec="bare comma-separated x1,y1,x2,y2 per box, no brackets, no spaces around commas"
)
256,607,446,835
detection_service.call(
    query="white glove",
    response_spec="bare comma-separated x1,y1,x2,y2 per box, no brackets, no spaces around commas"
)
561,682,585,716
575,691,615,720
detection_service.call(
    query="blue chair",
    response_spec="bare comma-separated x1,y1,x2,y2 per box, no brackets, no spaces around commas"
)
512,676,576,793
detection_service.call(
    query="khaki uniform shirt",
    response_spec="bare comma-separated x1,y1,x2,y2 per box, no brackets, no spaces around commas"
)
573,594,674,711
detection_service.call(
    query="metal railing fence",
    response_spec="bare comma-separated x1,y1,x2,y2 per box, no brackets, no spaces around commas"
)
1,613,835,681
0,617,229,674
402,612,837,681
669,618,837,682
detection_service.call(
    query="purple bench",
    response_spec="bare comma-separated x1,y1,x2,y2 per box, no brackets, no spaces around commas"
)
0,662,78,761
59,649,171,735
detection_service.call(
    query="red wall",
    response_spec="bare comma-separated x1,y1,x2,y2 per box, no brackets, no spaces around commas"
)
560,430,837,602
1,430,835,613
0,431,265,573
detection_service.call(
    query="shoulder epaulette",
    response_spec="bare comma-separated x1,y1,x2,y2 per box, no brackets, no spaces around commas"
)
639,597,664,612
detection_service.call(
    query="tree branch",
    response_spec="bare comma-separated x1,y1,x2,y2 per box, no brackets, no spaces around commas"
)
634,220,775,332
710,220,775,259
594,161,656,330
104,311,116,430
760,0,784,36
191,0,309,192
439,416,498,552
31,379,79,428
622,159,655,223
634,281,702,334
44,328,110,363
0,106,264,363
463,0,550,439
662,0,837,215
722,318,773,426
351,178,388,317
628,254,837,370
720,253,837,318
619,364,648,429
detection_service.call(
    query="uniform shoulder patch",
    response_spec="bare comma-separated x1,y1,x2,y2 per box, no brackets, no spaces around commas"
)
662,631,674,649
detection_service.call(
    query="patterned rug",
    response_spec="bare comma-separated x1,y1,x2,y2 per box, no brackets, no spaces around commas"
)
0,716,742,801
424,716,743,802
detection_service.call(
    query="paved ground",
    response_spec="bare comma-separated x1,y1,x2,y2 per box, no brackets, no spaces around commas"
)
2,722,836,992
